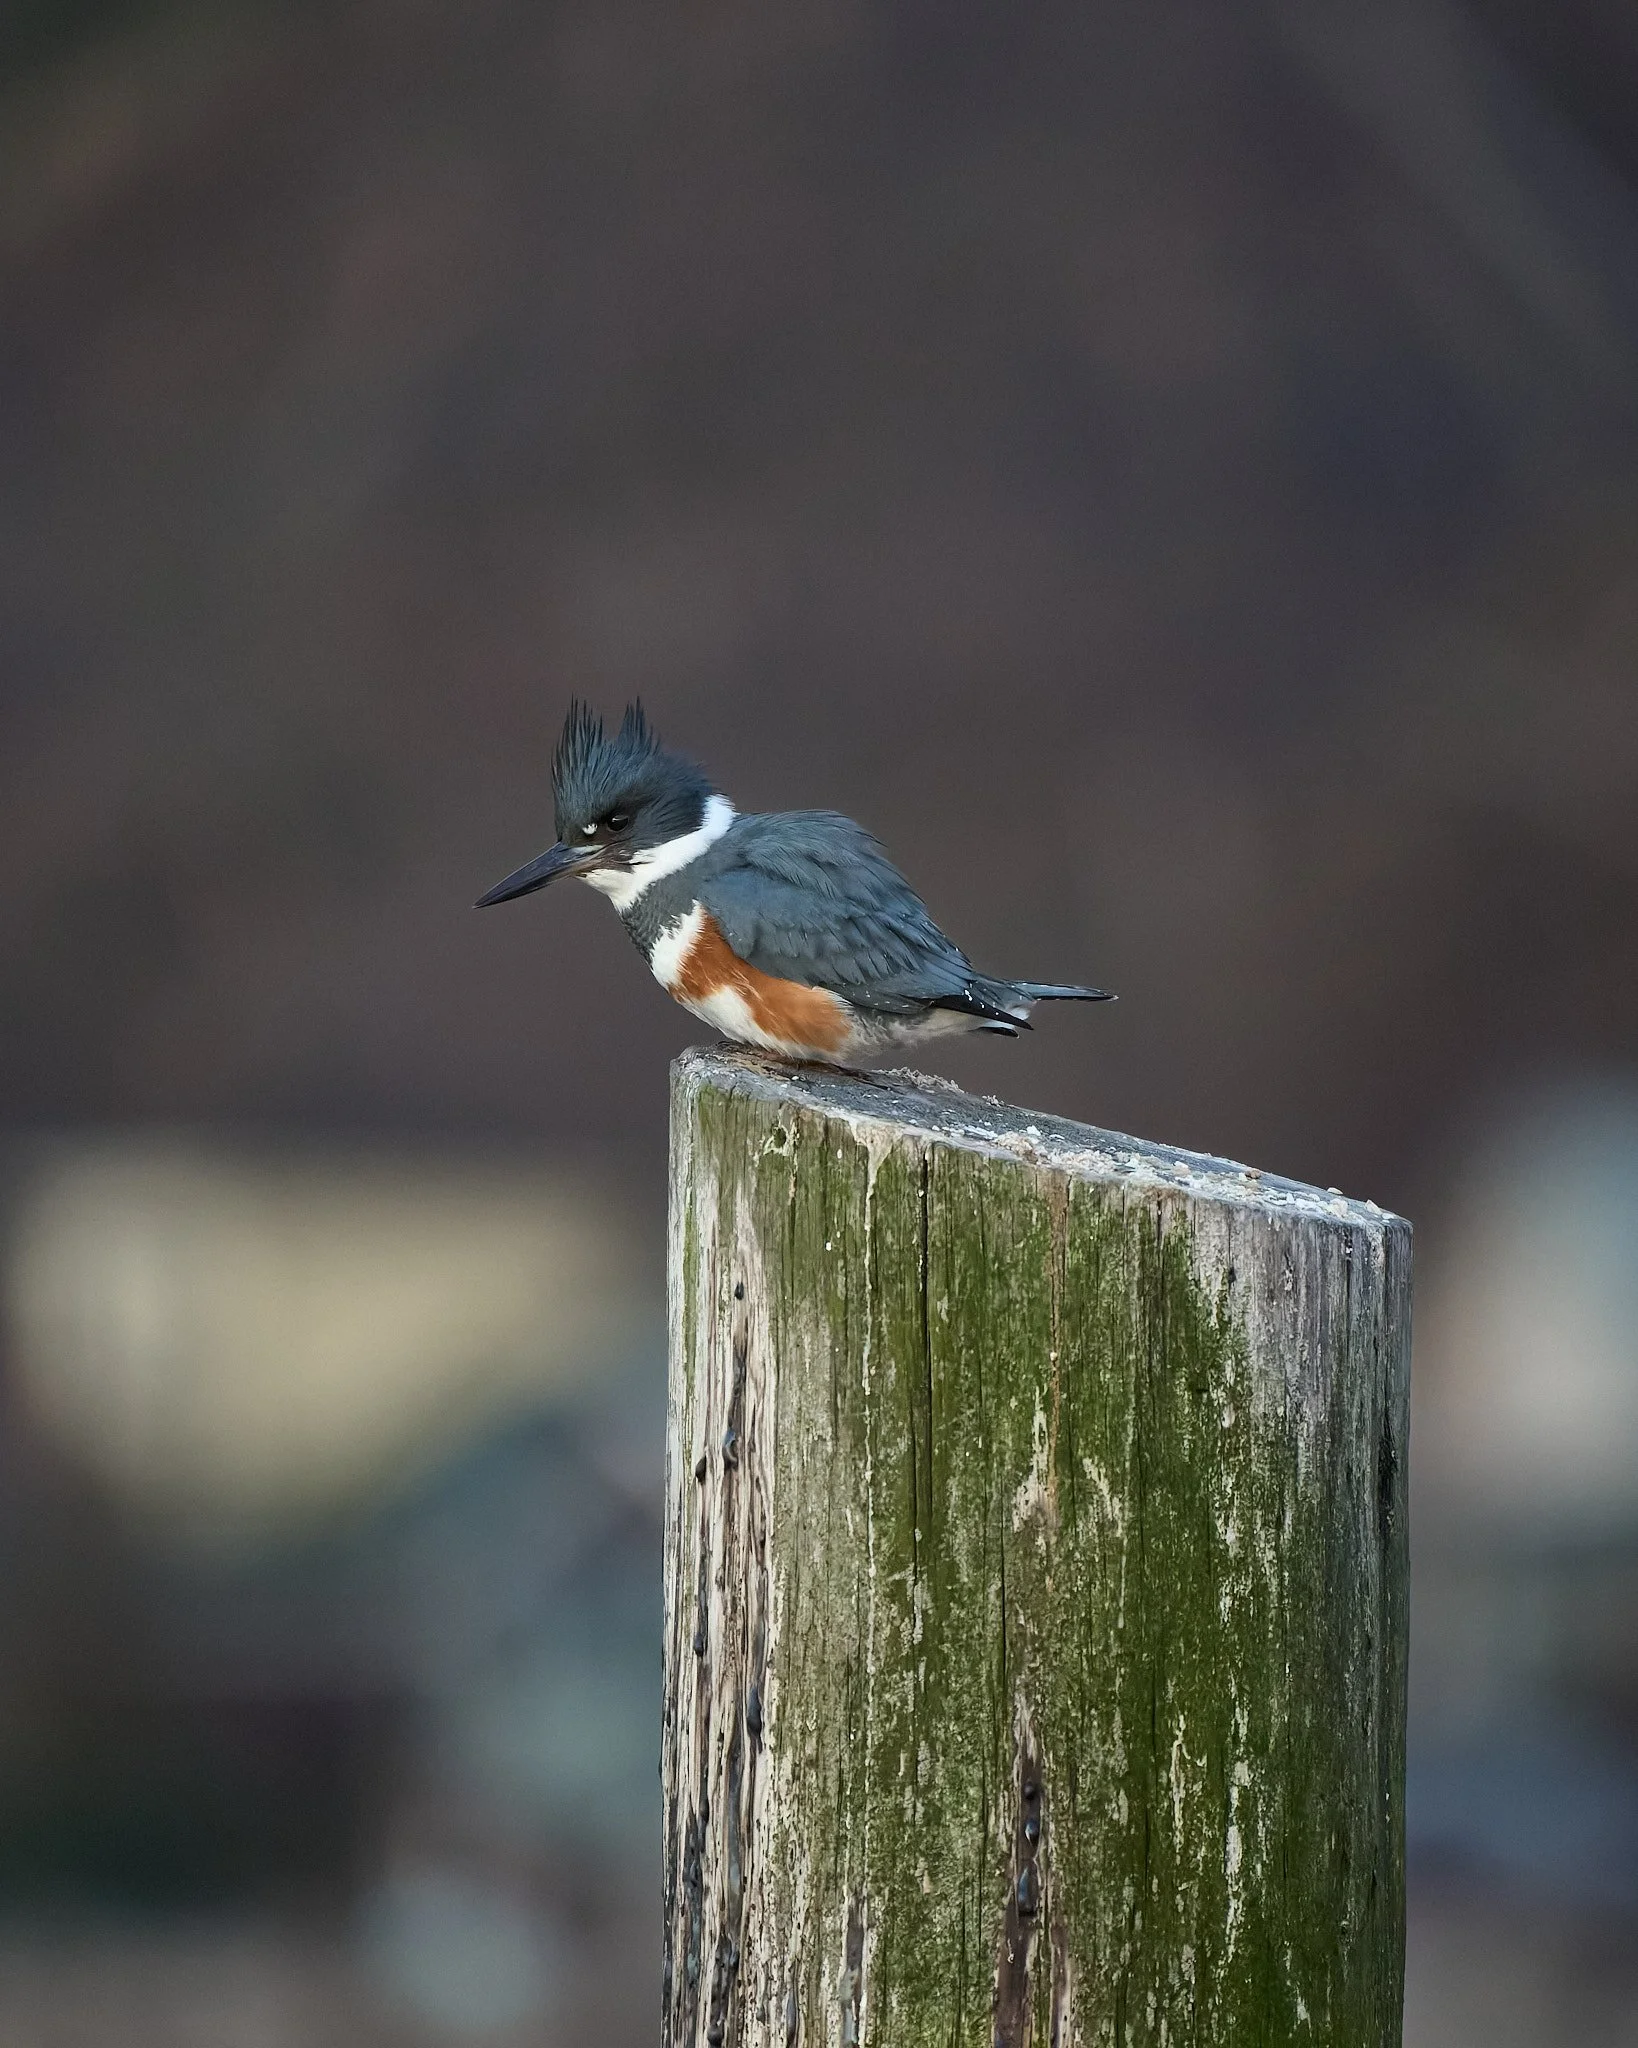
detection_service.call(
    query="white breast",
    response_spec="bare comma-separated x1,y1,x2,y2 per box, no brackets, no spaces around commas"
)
642,897,860,1058
678,984,767,1044
648,901,706,991
646,901,764,1040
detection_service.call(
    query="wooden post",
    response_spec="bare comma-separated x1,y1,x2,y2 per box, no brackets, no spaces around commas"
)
662,1047,1410,2048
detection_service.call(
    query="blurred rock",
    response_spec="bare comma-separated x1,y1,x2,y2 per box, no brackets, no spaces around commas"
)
2,1138,657,1543
1415,1076,1638,1538
357,1861,566,2038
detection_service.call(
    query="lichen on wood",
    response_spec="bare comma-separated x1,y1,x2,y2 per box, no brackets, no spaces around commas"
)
662,1048,1411,2048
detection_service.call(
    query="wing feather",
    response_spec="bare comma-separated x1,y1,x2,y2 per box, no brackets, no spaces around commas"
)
696,812,975,1013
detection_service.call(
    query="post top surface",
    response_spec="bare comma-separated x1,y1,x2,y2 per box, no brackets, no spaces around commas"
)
674,1046,1408,1233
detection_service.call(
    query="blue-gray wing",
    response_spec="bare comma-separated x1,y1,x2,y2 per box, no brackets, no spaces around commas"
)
695,812,975,1014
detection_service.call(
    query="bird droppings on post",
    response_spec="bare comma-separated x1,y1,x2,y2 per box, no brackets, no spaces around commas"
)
662,1047,1410,2047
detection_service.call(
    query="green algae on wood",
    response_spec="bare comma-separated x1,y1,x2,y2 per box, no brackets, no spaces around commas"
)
661,1048,1411,2048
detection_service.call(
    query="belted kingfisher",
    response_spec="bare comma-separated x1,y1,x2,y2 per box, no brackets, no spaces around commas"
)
477,702,1112,1064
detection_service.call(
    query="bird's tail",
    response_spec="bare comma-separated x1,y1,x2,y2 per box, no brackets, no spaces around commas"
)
1010,980,1115,1002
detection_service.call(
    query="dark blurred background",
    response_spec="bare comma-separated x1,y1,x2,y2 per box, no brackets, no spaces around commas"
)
3,0,1638,2040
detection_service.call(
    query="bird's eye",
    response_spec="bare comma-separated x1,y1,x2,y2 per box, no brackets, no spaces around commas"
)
605,812,630,833
580,823,598,838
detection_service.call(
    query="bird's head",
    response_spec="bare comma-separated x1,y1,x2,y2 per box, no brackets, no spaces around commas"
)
476,701,720,908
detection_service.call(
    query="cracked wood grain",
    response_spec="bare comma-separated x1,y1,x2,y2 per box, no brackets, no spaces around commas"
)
661,1047,1411,2048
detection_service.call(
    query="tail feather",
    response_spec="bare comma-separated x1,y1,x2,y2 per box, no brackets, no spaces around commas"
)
931,978,1113,1030
1010,980,1115,1002
932,985,1033,1028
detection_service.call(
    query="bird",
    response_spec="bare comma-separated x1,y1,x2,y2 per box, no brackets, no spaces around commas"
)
476,701,1112,1065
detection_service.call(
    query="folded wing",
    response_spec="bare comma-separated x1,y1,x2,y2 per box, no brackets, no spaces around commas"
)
696,812,978,1016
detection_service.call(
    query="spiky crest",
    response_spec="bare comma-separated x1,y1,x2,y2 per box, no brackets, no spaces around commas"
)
550,698,709,845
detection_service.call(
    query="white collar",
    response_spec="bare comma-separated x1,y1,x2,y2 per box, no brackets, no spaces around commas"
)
584,793,736,911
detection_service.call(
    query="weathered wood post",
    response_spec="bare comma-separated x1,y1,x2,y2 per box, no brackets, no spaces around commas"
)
662,1047,1410,2047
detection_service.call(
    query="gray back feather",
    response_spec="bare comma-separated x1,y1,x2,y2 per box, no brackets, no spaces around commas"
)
693,812,976,1013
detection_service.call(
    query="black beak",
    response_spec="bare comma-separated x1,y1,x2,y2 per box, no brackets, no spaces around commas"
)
475,841,599,907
